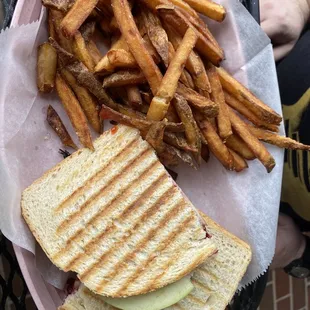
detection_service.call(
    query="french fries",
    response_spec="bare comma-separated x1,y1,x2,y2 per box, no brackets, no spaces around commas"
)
141,6,169,66
224,91,279,132
40,0,310,173
61,68,101,133
60,0,99,38
182,0,226,22
248,125,310,151
147,27,198,120
102,70,147,88
226,134,255,160
72,31,95,71
217,67,282,125
176,83,218,117
174,94,201,156
112,0,163,94
198,119,233,170
158,7,223,65
55,73,94,150
37,43,57,93
207,63,232,141
47,105,77,149
126,86,143,108
228,108,275,172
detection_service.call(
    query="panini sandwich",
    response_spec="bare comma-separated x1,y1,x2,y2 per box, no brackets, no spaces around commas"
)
21,125,217,298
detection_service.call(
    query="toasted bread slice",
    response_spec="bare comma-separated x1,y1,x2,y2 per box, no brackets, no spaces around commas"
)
21,125,216,298
59,211,252,310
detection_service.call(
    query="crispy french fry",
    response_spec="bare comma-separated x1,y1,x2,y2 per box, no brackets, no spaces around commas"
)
176,83,219,117
60,0,99,38
126,85,143,108
145,121,167,153
46,105,77,149
97,0,113,17
217,67,282,125
37,42,57,93
158,7,223,65
174,94,201,156
226,134,255,160
50,38,118,110
50,9,73,53
100,104,185,132
60,68,101,133
87,40,102,64
55,73,94,150
183,68,195,89
48,10,57,39
42,0,74,12
198,119,234,170
99,18,112,35
147,27,198,120
140,6,169,66
141,0,199,21
72,31,95,71
224,91,279,132
112,0,163,94
228,108,275,172
207,63,232,140
248,125,310,151
140,91,152,105
164,131,195,152
229,149,248,172
182,0,226,22
165,23,211,93
117,103,147,119
166,104,180,123
201,144,210,163
102,70,147,88
142,33,161,63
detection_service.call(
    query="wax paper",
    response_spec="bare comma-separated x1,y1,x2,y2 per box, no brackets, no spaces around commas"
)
0,0,283,290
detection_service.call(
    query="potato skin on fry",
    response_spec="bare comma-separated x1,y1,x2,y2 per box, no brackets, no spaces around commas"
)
46,105,77,149
37,42,57,93
55,73,94,150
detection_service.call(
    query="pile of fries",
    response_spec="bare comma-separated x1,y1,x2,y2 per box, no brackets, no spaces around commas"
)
38,0,310,173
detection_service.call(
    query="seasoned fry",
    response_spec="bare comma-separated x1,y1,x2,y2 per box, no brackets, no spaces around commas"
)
60,0,99,38
100,104,185,132
182,0,226,22
147,27,198,120
229,149,248,172
126,86,143,108
48,10,57,39
50,9,73,53
42,0,74,12
60,68,101,133
72,31,95,71
201,144,210,163
87,40,102,64
141,0,199,21
112,0,163,94
141,6,169,66
198,119,234,170
176,83,219,117
55,73,94,150
37,42,57,93
174,94,201,155
158,7,223,65
207,63,232,140
217,67,282,125
228,108,275,172
166,104,180,123
224,91,279,132
102,70,147,88
165,23,211,93
47,105,77,149
226,134,255,160
248,126,310,151
50,38,118,110
183,68,195,89
142,34,161,63
145,121,166,153
164,131,195,152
